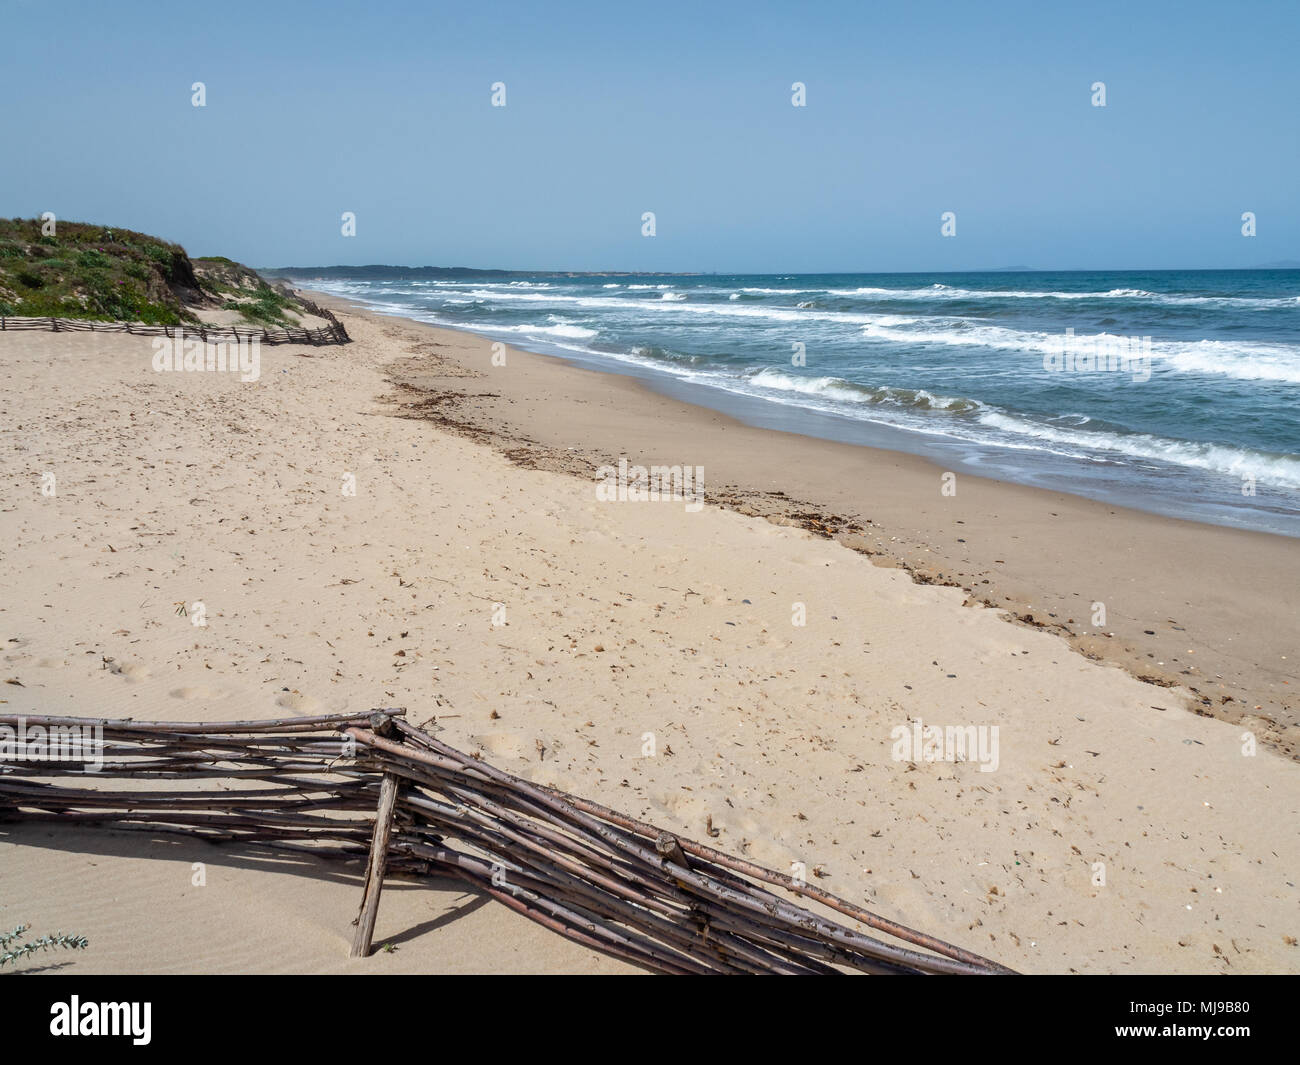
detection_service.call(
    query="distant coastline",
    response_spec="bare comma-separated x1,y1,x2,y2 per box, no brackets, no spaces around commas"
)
262,264,1300,279
262,265,710,280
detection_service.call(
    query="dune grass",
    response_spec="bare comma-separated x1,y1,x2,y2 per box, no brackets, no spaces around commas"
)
0,218,198,324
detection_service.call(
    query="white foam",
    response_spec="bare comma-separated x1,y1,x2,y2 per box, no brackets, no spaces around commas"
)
975,410,1300,487
747,369,981,412
856,320,1300,382
827,284,1299,308
482,322,598,340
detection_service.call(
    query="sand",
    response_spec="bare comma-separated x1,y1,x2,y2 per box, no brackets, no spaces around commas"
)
0,301,1296,974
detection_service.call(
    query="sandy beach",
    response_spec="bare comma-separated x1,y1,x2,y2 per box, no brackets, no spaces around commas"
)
1,299,1296,974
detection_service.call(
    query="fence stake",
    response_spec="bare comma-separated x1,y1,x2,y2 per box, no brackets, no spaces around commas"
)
351,712,402,961
351,771,399,958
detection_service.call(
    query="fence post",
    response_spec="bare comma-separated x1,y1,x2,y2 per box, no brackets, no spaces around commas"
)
351,769,401,958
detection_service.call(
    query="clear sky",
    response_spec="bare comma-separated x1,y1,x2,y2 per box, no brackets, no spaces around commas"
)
3,0,1296,272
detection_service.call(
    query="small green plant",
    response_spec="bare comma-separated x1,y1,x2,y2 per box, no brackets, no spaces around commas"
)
75,248,112,270
0,923,88,969
142,242,182,282
234,284,299,326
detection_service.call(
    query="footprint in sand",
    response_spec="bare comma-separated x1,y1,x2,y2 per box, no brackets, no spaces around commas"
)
169,685,226,701
111,661,151,682
744,836,799,873
873,881,941,924
274,692,321,713
474,732,527,761
656,790,713,827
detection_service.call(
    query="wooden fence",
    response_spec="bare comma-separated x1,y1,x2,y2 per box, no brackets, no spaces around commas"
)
0,312,349,346
0,710,1013,975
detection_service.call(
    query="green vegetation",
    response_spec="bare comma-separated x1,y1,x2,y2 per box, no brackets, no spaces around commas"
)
0,922,88,969
190,256,304,327
0,218,200,324
235,284,300,325
0,218,311,328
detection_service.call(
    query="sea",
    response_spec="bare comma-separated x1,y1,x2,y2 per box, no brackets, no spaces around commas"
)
303,269,1300,537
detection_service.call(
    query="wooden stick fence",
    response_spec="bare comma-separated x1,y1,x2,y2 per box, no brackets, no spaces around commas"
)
0,710,1013,975
0,314,349,345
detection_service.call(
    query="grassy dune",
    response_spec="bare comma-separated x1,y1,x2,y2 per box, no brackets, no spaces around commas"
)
0,218,305,327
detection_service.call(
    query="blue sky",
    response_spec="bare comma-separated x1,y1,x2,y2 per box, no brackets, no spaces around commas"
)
3,0,1296,272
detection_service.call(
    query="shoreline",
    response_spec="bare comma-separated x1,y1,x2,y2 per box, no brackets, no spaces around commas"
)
292,274,1300,542
304,291,1299,757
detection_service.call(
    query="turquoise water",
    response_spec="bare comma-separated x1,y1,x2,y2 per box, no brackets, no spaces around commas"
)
307,270,1300,536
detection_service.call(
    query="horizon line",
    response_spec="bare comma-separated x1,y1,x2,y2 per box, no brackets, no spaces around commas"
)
258,262,1300,276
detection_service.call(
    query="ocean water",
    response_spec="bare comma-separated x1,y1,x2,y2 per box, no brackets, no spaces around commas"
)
305,270,1300,536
